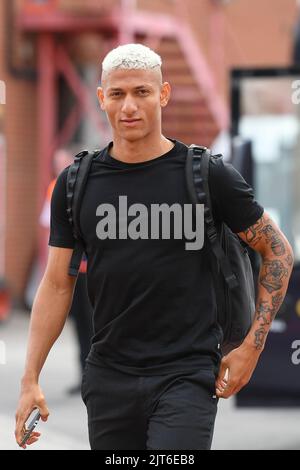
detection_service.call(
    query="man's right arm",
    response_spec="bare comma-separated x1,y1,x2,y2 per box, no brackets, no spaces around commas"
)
15,246,77,448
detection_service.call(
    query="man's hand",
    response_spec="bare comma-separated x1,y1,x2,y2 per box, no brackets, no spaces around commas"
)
15,381,49,449
215,341,262,399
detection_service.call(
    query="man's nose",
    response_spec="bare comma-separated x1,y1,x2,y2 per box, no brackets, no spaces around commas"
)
121,95,138,114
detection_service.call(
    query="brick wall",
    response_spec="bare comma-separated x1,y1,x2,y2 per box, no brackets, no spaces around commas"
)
0,0,38,302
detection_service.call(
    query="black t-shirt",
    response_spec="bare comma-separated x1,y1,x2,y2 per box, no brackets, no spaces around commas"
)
49,139,264,375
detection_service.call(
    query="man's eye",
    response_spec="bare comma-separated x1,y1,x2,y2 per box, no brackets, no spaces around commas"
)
138,90,149,95
110,92,122,97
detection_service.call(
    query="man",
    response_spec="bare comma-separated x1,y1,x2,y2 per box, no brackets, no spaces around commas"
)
15,44,294,450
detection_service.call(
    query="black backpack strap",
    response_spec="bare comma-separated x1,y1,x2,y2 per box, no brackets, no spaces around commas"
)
66,149,98,276
186,145,238,289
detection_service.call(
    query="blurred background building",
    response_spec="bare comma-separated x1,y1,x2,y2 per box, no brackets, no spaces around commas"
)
0,0,298,304
1,0,300,450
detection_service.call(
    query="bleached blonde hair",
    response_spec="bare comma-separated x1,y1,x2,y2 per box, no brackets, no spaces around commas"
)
102,43,162,75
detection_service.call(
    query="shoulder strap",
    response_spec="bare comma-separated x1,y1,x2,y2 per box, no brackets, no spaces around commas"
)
66,149,99,276
186,144,238,289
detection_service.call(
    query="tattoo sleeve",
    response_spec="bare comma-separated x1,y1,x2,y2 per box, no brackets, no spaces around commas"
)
238,212,294,351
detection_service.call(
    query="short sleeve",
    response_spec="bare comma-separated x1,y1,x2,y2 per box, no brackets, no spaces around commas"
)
208,157,264,233
48,167,76,248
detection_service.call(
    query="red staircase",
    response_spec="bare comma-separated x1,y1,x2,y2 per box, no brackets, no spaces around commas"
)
17,0,228,149
158,37,223,147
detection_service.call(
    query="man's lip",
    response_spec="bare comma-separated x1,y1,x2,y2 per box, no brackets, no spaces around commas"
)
121,119,141,122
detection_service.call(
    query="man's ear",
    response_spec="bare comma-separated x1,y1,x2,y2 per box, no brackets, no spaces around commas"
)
97,87,105,111
160,82,171,108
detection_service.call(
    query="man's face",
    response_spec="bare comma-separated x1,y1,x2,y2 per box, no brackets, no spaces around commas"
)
97,68,170,141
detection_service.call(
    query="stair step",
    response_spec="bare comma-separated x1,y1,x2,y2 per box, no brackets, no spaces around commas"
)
137,0,176,15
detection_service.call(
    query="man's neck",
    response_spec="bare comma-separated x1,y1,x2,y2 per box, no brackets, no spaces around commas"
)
109,135,175,164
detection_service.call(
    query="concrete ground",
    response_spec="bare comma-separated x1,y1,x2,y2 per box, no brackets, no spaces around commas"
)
0,310,299,450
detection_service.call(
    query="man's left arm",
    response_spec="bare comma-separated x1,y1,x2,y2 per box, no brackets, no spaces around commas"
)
216,211,294,398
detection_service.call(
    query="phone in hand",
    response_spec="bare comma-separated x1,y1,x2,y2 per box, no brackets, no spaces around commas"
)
20,410,41,448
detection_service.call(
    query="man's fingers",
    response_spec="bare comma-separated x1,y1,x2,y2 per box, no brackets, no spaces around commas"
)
15,412,30,444
15,386,49,448
26,436,40,446
216,376,237,398
216,359,228,383
216,358,229,393
17,429,41,448
39,403,50,422
216,376,228,393
15,406,46,446
15,425,23,444
216,379,227,389
217,377,248,398
27,432,41,440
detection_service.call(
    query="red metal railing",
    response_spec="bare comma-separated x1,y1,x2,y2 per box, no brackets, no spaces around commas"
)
21,0,119,14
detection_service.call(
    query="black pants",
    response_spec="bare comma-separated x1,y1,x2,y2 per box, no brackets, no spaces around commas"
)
81,362,219,450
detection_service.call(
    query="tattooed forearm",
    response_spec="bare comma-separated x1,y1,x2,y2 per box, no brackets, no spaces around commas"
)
256,300,272,326
254,326,267,350
238,212,294,352
254,293,284,350
256,293,284,326
271,293,284,319
243,217,264,246
259,259,288,293
242,214,286,256
254,256,289,350
261,224,286,256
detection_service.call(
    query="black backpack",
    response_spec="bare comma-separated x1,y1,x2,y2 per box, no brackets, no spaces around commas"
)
185,145,256,354
66,145,256,354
